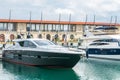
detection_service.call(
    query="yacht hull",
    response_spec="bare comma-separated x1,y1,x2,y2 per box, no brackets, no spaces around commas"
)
2,50,81,68
87,48,120,60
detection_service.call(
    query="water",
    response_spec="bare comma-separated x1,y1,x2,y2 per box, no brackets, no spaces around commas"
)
0,58,120,80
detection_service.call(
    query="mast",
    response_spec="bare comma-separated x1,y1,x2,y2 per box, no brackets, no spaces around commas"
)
109,16,113,27
56,13,61,34
8,10,11,31
9,10,11,22
93,14,96,27
40,11,43,25
54,13,61,43
114,16,117,26
85,14,88,25
27,11,32,38
58,13,61,32
68,13,71,32
83,14,88,36
40,12,43,32
29,11,32,30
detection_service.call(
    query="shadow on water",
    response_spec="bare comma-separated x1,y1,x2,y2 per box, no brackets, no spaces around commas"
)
74,58,120,80
1,61,79,80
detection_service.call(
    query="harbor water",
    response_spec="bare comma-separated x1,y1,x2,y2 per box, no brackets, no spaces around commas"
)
0,58,120,80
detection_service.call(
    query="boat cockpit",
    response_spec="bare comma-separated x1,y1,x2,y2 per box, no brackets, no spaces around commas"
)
88,38,120,47
12,39,56,48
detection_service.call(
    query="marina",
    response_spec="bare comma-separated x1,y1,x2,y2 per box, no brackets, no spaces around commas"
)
0,0,120,80
0,35,120,80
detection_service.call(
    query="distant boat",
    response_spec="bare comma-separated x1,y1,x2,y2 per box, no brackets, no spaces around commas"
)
2,39,85,68
94,26,118,30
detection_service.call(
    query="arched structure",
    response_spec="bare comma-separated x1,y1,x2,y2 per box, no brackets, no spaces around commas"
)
70,34,74,40
46,34,51,40
10,34,15,41
62,34,67,42
38,34,42,38
0,34,5,42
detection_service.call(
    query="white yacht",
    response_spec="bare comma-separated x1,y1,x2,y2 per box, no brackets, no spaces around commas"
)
79,34,120,60
78,25,120,60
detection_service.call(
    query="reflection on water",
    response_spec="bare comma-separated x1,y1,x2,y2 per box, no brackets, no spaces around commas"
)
74,58,120,80
1,58,120,80
1,61,79,80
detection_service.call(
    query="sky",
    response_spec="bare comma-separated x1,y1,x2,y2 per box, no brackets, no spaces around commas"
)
0,0,120,23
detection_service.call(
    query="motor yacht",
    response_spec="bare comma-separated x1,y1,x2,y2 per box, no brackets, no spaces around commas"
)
79,35,120,60
2,39,85,68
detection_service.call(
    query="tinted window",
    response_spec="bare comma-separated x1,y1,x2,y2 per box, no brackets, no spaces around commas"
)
24,41,29,47
19,41,36,48
90,43,109,46
25,41,36,48
93,39,118,42
19,41,24,47
34,40,55,46
28,41,36,48
110,39,118,42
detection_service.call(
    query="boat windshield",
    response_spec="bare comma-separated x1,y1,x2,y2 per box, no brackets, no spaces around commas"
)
93,39,118,42
89,42,109,46
118,40,120,46
33,40,55,46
